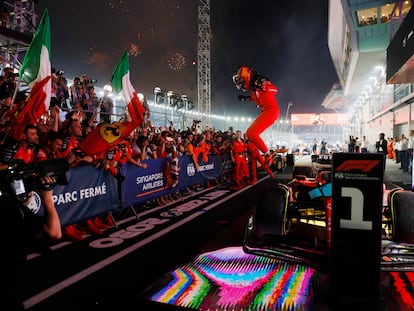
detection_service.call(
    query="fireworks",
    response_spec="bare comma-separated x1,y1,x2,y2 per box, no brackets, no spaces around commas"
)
128,43,140,57
108,1,130,14
166,51,186,71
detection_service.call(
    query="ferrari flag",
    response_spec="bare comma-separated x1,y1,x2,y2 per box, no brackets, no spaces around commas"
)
10,9,51,140
80,51,144,156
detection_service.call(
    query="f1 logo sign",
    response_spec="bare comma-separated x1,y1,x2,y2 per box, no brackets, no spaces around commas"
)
335,159,381,173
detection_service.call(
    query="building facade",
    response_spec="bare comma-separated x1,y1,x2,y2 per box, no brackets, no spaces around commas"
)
324,0,413,145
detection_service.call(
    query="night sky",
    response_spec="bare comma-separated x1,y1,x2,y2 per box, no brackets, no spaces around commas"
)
34,0,339,118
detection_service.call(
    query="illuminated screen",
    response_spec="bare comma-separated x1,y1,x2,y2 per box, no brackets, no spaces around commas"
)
145,247,414,310
290,113,348,126
146,246,318,310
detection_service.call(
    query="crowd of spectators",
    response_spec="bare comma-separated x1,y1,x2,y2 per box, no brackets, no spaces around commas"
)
0,68,279,242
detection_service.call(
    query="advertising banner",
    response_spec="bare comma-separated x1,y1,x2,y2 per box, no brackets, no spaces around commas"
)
37,165,119,226
31,155,232,224
120,155,224,208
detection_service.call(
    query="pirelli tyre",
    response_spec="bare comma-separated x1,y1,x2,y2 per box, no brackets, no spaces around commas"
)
255,184,290,239
388,189,414,244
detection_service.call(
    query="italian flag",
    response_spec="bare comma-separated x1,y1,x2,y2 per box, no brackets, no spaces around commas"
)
110,51,145,125
80,51,144,156
10,9,51,141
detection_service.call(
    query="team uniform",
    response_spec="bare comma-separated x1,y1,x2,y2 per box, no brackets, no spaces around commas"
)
230,136,249,188
246,140,274,183
233,66,280,154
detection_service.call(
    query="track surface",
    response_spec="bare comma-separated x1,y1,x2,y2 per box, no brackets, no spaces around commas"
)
22,157,414,310
24,170,280,310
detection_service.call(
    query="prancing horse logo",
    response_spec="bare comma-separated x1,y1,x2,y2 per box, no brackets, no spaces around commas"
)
100,122,127,143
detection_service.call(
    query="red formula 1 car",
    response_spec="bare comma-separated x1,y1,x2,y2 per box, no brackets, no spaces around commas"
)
243,155,414,270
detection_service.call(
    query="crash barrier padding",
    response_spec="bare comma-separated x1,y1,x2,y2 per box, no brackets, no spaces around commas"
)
38,165,120,227
120,154,226,209
389,189,414,244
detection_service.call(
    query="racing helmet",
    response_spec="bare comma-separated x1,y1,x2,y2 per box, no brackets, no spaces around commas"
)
232,66,253,91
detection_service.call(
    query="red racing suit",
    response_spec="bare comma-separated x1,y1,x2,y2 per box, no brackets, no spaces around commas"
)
246,79,280,154
247,140,274,182
231,138,249,186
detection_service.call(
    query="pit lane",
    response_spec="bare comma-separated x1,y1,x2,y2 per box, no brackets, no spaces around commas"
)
22,155,414,310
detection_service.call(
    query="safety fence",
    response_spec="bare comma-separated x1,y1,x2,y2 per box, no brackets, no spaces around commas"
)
38,155,234,227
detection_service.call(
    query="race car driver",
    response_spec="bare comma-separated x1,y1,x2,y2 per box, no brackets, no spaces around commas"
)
233,66,280,156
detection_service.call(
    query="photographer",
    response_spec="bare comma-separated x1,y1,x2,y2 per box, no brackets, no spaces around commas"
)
69,77,83,107
54,70,69,109
0,66,17,101
1,172,62,310
80,74,97,90
99,87,114,124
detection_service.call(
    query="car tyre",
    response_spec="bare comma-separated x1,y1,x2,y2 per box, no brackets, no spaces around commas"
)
389,189,414,244
255,184,289,239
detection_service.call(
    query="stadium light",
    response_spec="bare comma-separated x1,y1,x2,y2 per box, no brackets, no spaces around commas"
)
154,87,165,105
103,84,112,93
167,90,176,107
177,95,187,110
137,93,145,102
186,99,194,110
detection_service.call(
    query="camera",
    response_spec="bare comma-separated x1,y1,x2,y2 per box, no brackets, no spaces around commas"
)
71,147,86,159
0,158,70,202
5,71,19,79
56,70,65,76
84,79,97,85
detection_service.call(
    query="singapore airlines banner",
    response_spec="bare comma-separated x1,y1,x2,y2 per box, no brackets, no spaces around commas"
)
120,155,223,208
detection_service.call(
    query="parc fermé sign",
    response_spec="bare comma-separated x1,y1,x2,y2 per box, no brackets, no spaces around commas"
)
330,153,384,300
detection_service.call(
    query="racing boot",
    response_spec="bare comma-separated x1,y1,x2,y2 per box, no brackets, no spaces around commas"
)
263,164,275,179
63,224,84,242
106,214,116,227
93,216,113,230
86,219,103,235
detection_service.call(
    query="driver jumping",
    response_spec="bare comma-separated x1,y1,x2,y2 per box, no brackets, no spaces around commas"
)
233,66,280,156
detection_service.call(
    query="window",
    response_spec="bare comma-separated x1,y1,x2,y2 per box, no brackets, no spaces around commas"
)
381,1,412,23
401,0,412,15
356,7,378,27
380,3,393,23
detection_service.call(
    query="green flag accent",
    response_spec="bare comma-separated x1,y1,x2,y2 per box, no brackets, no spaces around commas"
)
111,51,129,93
19,9,51,85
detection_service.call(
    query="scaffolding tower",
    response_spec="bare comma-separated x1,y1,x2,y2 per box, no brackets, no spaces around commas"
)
0,0,37,70
197,0,211,127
